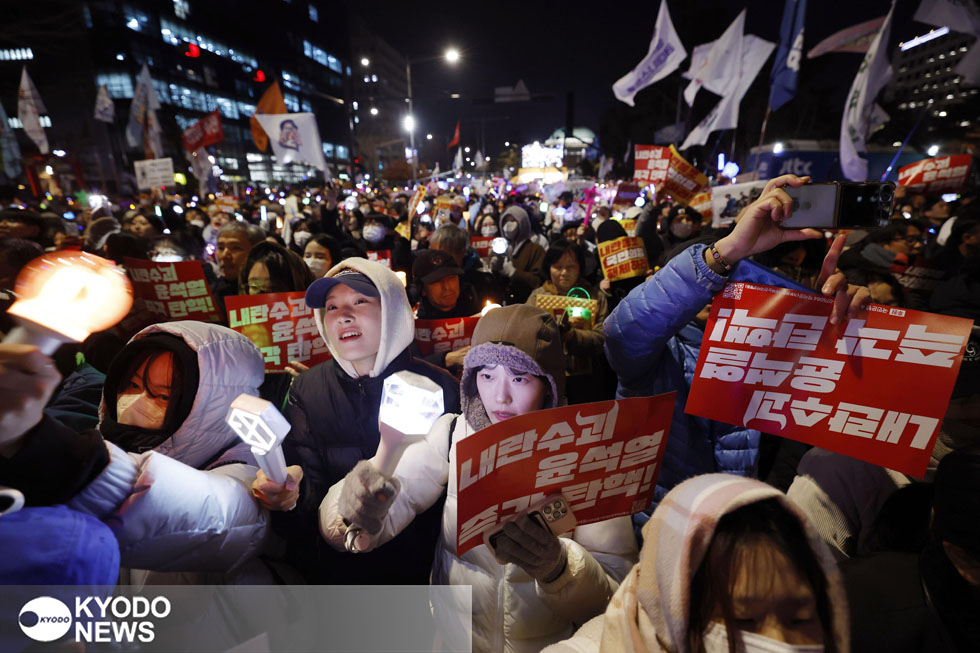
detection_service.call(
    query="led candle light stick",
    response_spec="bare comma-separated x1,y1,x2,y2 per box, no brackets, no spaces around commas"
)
226,394,291,484
346,370,444,552
4,252,133,355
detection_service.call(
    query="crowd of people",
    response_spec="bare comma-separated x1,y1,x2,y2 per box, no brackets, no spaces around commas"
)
0,169,978,652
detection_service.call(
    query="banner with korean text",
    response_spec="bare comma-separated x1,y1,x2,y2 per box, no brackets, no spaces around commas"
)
125,258,221,322
471,236,493,258
415,316,480,357
686,282,974,478
455,394,675,555
366,250,392,268
598,236,649,282
226,292,331,372
897,155,972,195
181,110,224,153
634,145,708,205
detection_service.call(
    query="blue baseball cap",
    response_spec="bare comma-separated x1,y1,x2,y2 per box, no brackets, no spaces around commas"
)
305,268,379,308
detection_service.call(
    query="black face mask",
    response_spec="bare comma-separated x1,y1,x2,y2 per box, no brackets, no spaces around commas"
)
101,333,200,453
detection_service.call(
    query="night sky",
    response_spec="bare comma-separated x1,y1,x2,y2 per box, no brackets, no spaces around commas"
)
348,0,936,162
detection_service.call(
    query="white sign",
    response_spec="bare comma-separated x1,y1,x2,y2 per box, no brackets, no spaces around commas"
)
134,157,175,190
522,142,563,169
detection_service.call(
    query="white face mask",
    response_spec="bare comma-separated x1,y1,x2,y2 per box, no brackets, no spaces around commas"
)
702,622,824,653
304,256,327,277
481,224,498,237
293,231,312,248
502,221,519,239
671,221,694,239
116,393,167,430
362,224,385,243
190,219,206,229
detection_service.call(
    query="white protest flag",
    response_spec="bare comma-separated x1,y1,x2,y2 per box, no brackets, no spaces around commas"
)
681,35,775,149
0,100,23,178
612,0,688,106
684,10,746,106
254,112,328,171
17,67,48,154
682,43,712,80
94,84,115,123
598,154,613,179
127,64,163,158
840,3,894,181
474,149,486,169
914,0,980,85
453,147,463,172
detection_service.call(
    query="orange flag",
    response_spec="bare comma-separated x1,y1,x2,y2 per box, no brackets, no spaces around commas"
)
446,120,460,150
250,82,288,152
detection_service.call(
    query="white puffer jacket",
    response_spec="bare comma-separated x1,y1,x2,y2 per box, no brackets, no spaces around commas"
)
320,413,638,653
68,321,270,577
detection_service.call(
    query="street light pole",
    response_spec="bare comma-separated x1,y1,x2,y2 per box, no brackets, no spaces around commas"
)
406,59,416,187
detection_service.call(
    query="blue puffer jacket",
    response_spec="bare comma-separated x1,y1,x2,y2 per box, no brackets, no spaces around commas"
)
604,244,761,539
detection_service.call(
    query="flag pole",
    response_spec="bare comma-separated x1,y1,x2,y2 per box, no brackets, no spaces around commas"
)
751,103,772,177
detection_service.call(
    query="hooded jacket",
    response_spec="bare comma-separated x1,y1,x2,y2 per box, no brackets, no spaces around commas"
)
544,474,850,653
604,244,761,539
61,321,270,575
499,206,546,304
319,305,638,652
276,257,461,583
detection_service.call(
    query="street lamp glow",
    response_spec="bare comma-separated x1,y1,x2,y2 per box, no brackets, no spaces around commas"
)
52,149,66,157
773,142,784,154
927,144,940,156
464,146,470,153
445,48,460,64
370,107,379,116
504,141,510,147
360,57,370,66
426,133,433,140
402,115,415,132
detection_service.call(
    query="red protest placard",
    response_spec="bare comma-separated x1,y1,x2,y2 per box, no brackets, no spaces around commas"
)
124,258,221,323
226,291,332,372
898,155,972,194
598,236,649,282
471,236,493,258
407,186,426,220
415,316,480,357
366,250,392,268
181,110,225,153
633,145,707,205
686,282,975,478
634,145,670,185
455,394,675,556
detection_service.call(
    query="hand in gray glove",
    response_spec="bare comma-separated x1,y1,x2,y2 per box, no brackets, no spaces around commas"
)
337,460,400,535
491,513,567,583
500,259,516,277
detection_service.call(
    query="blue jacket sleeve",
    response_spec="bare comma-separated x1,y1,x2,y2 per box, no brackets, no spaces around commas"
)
603,244,728,393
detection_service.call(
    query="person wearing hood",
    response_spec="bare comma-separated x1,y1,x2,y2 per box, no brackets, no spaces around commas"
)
490,205,546,304
604,174,872,539
273,258,460,583
320,304,638,652
544,474,849,653
0,322,299,583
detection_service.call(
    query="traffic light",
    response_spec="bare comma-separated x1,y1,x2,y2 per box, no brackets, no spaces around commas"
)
253,69,266,82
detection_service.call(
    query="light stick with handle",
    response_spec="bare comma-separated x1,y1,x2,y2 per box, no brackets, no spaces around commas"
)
345,370,445,552
3,252,133,355
226,394,290,484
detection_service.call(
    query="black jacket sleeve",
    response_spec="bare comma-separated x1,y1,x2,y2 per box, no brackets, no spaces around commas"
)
0,416,108,506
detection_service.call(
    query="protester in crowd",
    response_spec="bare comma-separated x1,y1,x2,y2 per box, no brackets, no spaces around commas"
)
527,240,610,404
0,237,43,292
843,267,906,307
844,445,980,652
84,215,122,254
559,221,600,283
604,174,872,538
472,203,499,238
104,231,150,266
0,323,300,583
121,212,165,241
150,230,206,262
320,304,637,651
659,205,701,259
302,233,341,279
212,221,266,317
591,206,612,232
355,212,412,277
491,205,546,304
272,258,460,584
413,249,481,320
936,216,980,277
838,225,912,277
203,209,231,246
0,209,44,243
240,241,315,296
430,225,502,306
545,474,847,653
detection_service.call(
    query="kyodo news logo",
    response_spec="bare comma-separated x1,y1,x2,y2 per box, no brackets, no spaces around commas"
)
19,594,172,643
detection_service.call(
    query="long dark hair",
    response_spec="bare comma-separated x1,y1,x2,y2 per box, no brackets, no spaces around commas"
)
239,240,315,293
113,348,185,432
687,498,837,653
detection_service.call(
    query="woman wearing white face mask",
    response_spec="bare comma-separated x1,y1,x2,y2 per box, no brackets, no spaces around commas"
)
303,234,341,279
354,212,414,281
545,474,848,653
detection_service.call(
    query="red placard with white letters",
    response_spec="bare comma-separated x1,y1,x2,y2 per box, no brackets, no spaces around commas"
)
226,291,332,372
366,250,392,268
125,258,221,323
455,394,674,555
471,236,493,258
414,316,479,357
686,282,975,478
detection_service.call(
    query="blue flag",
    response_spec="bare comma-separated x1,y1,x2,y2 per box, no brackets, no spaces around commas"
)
769,0,806,111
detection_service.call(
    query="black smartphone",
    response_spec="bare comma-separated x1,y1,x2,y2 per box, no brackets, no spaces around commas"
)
781,182,894,230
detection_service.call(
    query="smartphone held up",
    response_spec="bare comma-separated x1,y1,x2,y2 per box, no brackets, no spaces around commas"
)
781,181,894,230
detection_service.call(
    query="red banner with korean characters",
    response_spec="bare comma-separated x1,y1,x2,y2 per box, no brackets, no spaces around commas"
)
633,145,707,206
181,110,224,153
414,316,480,357
455,394,675,556
124,258,221,323
366,250,392,268
634,145,670,185
471,236,493,258
686,282,975,478
598,236,649,282
898,155,972,195
226,291,332,373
